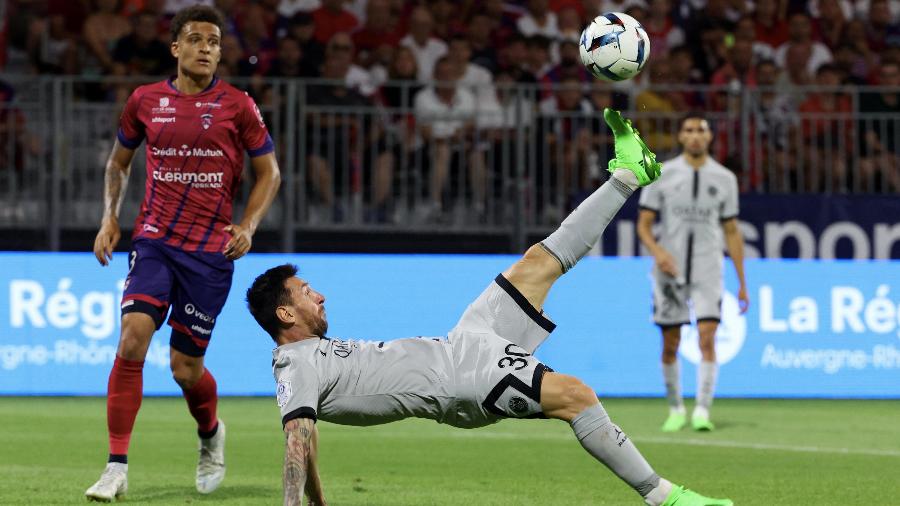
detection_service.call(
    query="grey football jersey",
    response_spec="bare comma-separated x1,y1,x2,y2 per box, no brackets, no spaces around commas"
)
638,154,739,285
273,336,456,427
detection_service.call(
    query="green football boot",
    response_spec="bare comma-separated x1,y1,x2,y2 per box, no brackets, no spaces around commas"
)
603,108,662,186
661,412,687,432
661,485,734,506
692,414,715,432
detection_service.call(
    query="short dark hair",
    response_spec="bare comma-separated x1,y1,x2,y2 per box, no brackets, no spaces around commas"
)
170,5,226,42
246,264,297,342
679,111,708,130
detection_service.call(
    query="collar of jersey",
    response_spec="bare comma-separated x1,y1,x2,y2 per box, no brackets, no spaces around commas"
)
166,75,220,96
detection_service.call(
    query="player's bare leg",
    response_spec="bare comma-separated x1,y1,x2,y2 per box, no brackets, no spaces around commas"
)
171,348,226,493
85,313,156,501
541,372,732,506
660,326,686,432
692,320,718,431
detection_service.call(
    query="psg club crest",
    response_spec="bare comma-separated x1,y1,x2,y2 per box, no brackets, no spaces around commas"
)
200,113,213,130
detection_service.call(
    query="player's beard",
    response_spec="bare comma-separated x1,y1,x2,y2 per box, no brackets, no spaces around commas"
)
311,315,328,337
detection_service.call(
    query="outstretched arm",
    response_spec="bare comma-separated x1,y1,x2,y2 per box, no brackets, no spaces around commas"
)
93,140,136,266
722,218,749,313
224,152,281,260
283,417,324,506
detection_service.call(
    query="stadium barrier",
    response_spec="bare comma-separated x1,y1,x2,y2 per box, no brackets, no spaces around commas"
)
2,252,898,398
0,76,897,252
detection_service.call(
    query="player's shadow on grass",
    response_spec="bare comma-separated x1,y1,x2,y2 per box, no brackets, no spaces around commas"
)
132,484,277,503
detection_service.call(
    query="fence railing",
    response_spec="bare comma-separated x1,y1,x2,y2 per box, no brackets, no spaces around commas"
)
0,75,897,251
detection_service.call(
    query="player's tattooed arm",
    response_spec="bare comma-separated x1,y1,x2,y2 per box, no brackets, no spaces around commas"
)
283,417,322,506
304,424,326,505
93,140,136,266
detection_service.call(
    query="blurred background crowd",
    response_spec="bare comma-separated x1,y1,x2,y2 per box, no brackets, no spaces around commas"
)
0,0,898,232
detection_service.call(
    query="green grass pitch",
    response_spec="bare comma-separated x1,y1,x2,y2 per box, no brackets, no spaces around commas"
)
1,397,897,505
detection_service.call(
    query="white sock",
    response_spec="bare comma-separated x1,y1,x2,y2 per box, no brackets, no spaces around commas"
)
644,478,674,506
662,362,684,413
695,360,718,415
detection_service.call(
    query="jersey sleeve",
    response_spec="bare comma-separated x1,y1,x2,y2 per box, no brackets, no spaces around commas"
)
638,181,661,212
117,90,145,149
237,92,275,158
274,350,319,426
720,174,739,221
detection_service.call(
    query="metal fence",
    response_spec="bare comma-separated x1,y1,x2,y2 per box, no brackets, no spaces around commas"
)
0,75,897,251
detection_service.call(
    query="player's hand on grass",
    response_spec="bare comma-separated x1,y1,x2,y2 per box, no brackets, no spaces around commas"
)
93,218,121,266
738,285,750,314
223,223,252,260
654,250,678,277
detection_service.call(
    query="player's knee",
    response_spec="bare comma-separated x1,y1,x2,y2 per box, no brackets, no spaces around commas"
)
509,244,561,283
117,314,156,360
559,378,599,418
170,359,203,390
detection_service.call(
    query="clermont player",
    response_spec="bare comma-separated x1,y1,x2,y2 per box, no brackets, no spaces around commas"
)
85,5,281,501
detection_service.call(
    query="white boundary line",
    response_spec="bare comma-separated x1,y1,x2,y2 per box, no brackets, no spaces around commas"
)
432,430,900,458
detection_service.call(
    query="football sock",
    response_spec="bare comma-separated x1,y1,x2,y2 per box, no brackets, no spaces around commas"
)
663,362,684,413
183,368,219,438
107,356,144,460
540,172,634,273
570,403,671,503
695,360,718,413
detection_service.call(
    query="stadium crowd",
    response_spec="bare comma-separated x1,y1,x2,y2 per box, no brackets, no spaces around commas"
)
1,0,899,223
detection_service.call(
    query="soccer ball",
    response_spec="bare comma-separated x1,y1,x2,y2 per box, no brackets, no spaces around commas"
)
579,12,650,82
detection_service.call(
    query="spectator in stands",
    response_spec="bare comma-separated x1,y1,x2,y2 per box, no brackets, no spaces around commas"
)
216,33,249,77
711,38,757,90
112,10,172,76
278,0,320,19
83,0,132,74
28,13,79,74
668,45,704,108
556,6,583,41
352,0,400,69
775,13,832,76
814,0,847,51
643,0,684,58
543,38,591,86
311,0,359,45
634,59,680,156
447,34,495,108
751,58,795,192
692,25,728,86
497,34,537,84
753,0,789,49
865,0,898,53
401,7,448,83
429,0,461,42
798,64,852,192
843,19,877,81
832,43,868,85
777,42,813,91
413,56,485,222
238,4,277,75
858,61,900,192
734,15,774,61
599,0,647,17
214,0,241,36
517,0,560,40
538,74,593,216
526,35,554,83
322,32,374,95
286,12,324,77
468,12,499,73
305,43,374,221
267,36,304,77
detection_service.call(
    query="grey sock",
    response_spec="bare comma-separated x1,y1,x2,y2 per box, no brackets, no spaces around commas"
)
540,176,633,273
570,403,659,498
662,362,684,411
696,360,718,411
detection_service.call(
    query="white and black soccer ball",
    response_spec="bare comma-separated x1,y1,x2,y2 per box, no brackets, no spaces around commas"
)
579,12,650,82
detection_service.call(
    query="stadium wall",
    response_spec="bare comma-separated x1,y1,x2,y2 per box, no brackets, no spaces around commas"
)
1,253,899,398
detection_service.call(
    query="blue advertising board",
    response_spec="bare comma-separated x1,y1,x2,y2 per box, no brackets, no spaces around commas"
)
1,253,898,398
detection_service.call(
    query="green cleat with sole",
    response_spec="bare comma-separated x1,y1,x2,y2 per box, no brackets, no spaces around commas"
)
661,412,687,432
603,108,662,186
662,485,733,506
692,414,715,432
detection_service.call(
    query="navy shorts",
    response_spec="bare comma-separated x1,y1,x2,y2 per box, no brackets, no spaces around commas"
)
121,238,234,357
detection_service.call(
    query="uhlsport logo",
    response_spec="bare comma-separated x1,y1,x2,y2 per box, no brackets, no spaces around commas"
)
679,290,747,365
